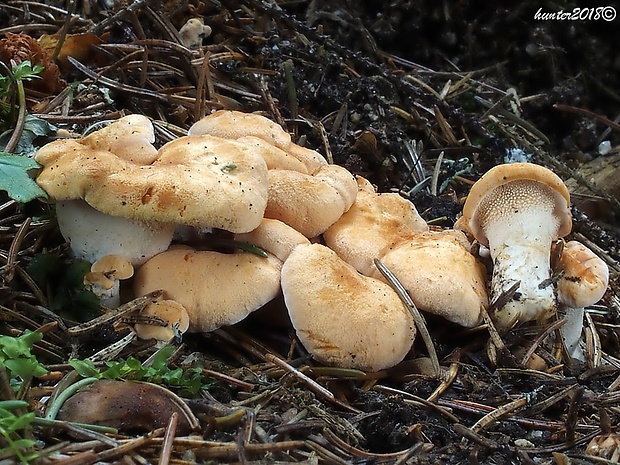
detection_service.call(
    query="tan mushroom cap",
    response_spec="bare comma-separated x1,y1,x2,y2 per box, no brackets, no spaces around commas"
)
370,230,487,328
234,136,308,173
91,254,135,280
460,162,572,247
324,176,428,275
134,246,282,332
188,110,327,172
236,218,311,262
265,164,358,238
557,240,609,308
82,115,158,165
134,299,190,341
35,134,269,233
281,243,416,372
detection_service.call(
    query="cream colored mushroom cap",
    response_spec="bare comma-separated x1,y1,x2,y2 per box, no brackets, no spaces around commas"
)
324,176,428,275
557,240,609,308
370,230,487,328
281,243,416,372
189,110,327,172
134,247,282,332
134,299,190,341
82,115,158,164
35,134,268,233
461,163,572,247
265,164,358,238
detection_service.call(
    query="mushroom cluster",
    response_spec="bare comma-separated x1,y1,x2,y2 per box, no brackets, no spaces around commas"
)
34,112,609,371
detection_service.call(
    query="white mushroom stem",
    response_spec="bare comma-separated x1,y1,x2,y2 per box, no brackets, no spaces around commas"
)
559,306,586,362
482,191,559,328
57,200,175,266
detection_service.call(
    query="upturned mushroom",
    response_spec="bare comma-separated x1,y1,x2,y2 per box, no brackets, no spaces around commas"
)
556,240,609,360
35,128,269,265
281,243,416,372
458,163,572,329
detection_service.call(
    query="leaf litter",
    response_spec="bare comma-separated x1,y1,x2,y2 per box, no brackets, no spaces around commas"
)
1,1,620,464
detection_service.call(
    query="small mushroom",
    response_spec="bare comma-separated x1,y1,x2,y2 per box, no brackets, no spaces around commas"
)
84,254,134,307
188,110,327,172
134,299,190,342
264,164,358,238
458,163,572,329
281,243,416,372
178,18,212,49
556,240,609,361
324,176,428,275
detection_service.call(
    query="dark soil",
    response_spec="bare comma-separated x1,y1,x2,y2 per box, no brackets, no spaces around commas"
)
1,1,620,464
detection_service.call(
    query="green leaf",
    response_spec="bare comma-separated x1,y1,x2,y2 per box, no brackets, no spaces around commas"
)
0,152,47,203
0,331,48,381
69,359,101,379
0,115,57,156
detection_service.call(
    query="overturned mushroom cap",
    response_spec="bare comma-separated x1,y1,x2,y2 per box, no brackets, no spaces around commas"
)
265,164,358,238
460,162,572,248
134,246,282,332
82,114,158,165
134,299,190,341
557,241,609,308
35,134,269,233
458,163,572,328
281,243,416,372
188,110,327,172
370,230,487,328
324,176,428,275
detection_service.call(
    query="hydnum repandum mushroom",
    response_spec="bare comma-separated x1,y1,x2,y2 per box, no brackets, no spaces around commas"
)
555,240,609,361
134,219,310,333
281,243,416,372
324,176,487,328
458,162,572,329
34,118,269,268
83,254,134,308
188,109,328,172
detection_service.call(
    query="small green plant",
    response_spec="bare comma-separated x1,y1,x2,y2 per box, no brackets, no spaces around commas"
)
70,346,214,395
0,60,52,203
0,60,43,131
0,330,48,390
0,400,37,464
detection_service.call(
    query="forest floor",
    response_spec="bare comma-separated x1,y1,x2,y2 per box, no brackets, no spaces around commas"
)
1,1,620,464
